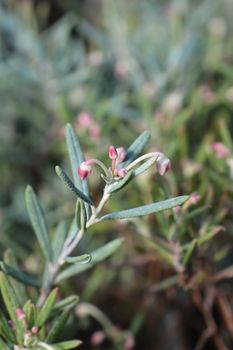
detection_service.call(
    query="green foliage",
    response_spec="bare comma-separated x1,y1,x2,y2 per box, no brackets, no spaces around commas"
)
0,273,81,349
1,0,233,348
25,186,53,261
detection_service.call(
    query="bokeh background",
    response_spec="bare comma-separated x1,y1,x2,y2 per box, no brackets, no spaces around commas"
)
1,0,233,349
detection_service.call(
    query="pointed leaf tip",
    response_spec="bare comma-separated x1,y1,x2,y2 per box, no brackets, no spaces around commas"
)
38,288,58,327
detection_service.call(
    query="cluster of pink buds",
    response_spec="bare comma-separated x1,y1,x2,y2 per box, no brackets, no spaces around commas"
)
78,144,171,182
78,146,128,181
108,145,127,177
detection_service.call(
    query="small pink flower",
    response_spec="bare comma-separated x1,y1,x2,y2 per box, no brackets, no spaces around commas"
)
156,155,171,175
212,142,230,159
16,308,26,320
109,146,118,159
90,124,101,139
115,62,129,80
116,147,126,163
117,168,128,178
76,112,93,128
78,162,92,180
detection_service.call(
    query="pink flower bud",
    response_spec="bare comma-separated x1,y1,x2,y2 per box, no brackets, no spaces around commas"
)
212,142,230,159
16,308,26,320
116,147,126,163
31,326,39,334
124,333,135,350
109,146,118,159
156,155,171,175
117,168,128,178
190,193,201,205
173,205,181,214
90,330,106,346
78,162,92,180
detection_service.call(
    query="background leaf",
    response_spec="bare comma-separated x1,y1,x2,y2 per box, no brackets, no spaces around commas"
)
0,261,41,288
0,310,16,343
3,249,27,304
122,131,151,166
25,186,53,261
46,310,69,343
56,238,124,282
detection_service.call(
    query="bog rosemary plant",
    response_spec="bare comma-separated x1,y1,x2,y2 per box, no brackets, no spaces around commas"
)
0,124,188,349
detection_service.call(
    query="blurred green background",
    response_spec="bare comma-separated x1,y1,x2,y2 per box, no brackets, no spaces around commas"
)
1,0,233,349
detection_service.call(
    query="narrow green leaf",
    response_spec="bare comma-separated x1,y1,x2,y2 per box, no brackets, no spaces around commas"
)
52,221,67,262
0,310,16,343
38,288,58,327
0,272,19,322
3,249,27,304
122,131,151,167
197,227,221,245
38,326,46,341
65,254,92,264
0,272,24,344
24,302,37,329
23,300,31,314
107,171,133,193
52,340,82,349
145,238,174,266
0,338,11,350
46,310,69,343
56,238,123,282
150,276,179,293
75,200,87,231
99,196,189,221
133,157,156,177
53,295,80,311
55,166,93,205
25,186,52,261
66,124,91,219
66,218,78,246
66,124,88,192
0,262,41,288
183,240,197,266
42,265,51,290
